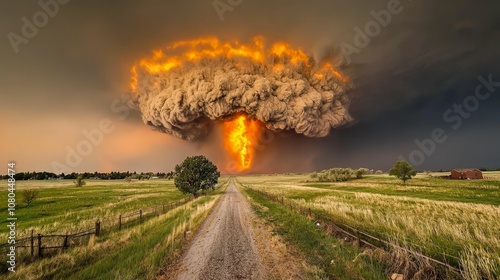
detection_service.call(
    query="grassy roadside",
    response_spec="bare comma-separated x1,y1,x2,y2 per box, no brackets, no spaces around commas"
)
240,184,387,280
4,180,228,279
0,179,195,241
238,174,500,279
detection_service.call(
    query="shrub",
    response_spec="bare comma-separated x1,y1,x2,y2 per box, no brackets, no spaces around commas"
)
311,167,374,182
22,189,39,207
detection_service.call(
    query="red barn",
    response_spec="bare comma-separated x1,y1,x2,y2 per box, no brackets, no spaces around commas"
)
450,169,483,179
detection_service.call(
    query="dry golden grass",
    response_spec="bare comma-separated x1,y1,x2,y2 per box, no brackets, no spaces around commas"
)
6,194,221,280
238,174,500,279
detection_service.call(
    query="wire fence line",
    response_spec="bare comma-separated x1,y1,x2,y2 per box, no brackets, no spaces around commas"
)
243,184,463,274
0,196,194,261
0,179,230,275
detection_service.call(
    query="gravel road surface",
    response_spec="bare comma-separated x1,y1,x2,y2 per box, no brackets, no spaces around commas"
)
175,180,266,280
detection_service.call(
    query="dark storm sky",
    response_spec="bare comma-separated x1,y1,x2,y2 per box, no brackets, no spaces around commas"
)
1,0,499,173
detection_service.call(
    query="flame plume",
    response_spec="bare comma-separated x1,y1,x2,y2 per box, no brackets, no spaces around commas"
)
223,115,260,171
129,36,353,171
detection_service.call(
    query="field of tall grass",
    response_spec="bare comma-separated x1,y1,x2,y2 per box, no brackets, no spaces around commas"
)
241,184,388,280
0,178,228,279
0,179,213,241
238,172,500,279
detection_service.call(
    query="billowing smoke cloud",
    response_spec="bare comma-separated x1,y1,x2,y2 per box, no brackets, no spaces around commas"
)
130,37,352,140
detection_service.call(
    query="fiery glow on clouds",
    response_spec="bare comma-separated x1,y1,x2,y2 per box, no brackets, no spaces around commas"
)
130,36,348,89
129,36,351,171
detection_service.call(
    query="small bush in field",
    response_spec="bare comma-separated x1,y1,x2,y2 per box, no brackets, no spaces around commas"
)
22,189,39,207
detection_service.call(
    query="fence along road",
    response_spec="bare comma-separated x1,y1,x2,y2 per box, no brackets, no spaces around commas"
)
0,197,193,262
175,179,266,280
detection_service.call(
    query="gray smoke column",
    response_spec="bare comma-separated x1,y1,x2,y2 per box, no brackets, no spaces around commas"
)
130,37,353,140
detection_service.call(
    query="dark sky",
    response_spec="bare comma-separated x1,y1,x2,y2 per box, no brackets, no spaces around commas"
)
1,0,499,173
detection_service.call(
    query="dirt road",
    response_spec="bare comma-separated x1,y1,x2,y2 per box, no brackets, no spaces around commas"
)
175,180,266,280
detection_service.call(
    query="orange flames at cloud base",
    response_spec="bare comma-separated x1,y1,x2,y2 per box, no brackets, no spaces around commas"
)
222,115,261,171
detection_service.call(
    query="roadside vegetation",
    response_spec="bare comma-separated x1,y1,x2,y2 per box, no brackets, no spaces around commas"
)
174,155,220,197
240,181,387,279
238,172,500,279
0,179,192,241
0,178,228,279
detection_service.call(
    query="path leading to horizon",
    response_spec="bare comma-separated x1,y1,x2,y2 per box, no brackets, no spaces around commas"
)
174,180,266,280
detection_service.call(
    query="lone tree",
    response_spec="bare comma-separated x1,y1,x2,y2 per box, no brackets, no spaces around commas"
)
389,160,417,185
74,174,86,187
174,155,220,197
22,189,39,207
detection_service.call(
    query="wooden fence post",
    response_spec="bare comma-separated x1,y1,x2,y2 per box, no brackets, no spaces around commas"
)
30,229,34,259
95,220,101,236
162,204,165,213
37,234,42,257
139,209,143,223
281,197,284,204
63,233,69,252
119,214,122,230
355,228,360,247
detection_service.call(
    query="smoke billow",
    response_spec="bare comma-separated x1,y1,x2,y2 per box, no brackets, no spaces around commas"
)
130,37,353,140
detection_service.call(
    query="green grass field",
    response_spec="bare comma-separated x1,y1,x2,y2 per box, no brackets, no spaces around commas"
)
238,172,500,280
1,179,199,241
241,184,387,280
1,178,228,279
2,173,499,279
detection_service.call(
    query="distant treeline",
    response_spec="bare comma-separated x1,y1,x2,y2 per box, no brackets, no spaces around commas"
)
0,171,175,180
